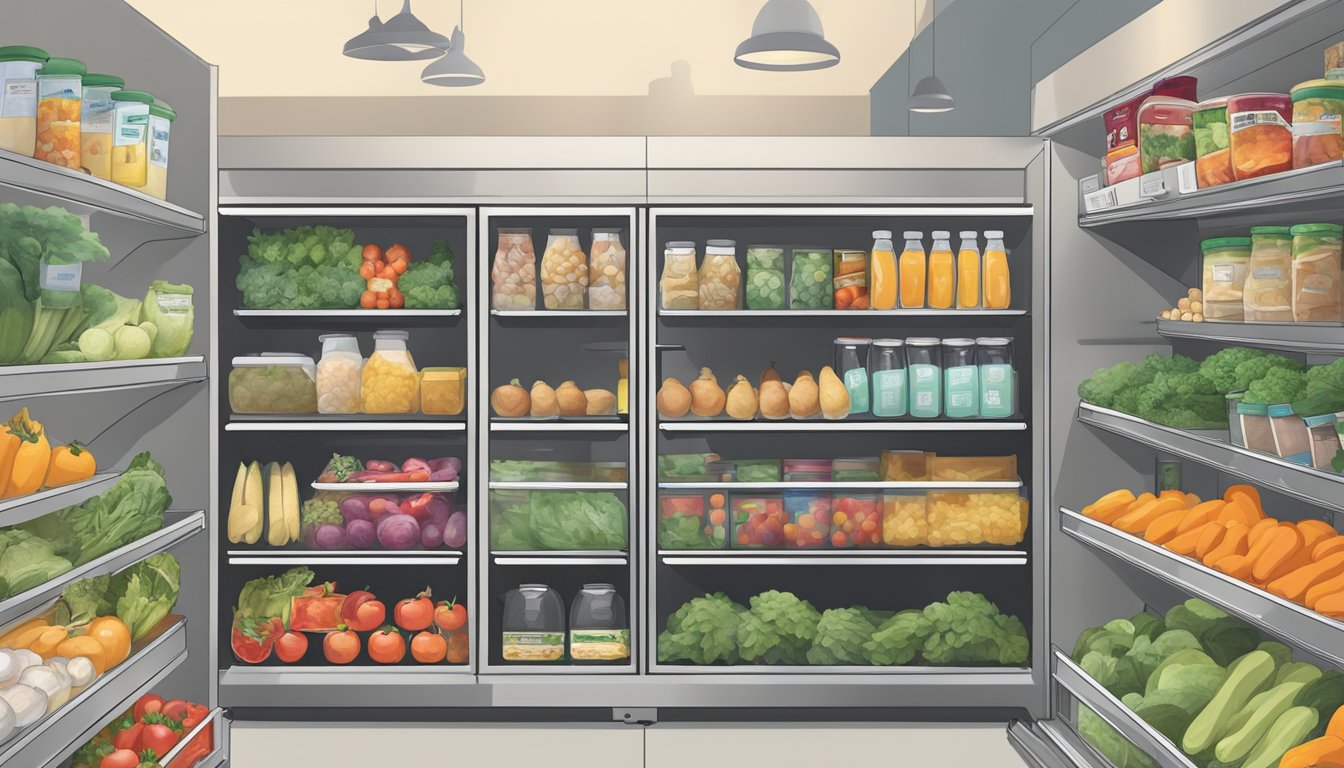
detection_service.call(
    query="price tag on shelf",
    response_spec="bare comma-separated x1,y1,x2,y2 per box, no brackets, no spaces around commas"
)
1082,186,1119,213
1079,174,1102,195
1139,172,1167,199
1177,162,1199,195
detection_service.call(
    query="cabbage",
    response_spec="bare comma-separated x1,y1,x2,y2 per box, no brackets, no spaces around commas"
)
113,324,151,360
77,328,115,362
141,280,194,357
736,590,820,665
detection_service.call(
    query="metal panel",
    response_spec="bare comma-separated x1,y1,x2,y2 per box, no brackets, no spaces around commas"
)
1156,318,1344,354
219,668,485,709
646,136,1050,170
220,169,648,205
0,357,207,401
647,169,1024,204
220,136,648,170
0,471,121,527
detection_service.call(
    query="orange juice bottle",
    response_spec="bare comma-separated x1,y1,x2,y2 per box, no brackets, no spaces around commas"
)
956,231,981,309
870,230,897,310
983,230,1011,309
927,231,954,309
899,231,926,308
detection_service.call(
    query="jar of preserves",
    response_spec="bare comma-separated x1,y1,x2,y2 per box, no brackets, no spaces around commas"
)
1290,223,1343,322
143,101,176,200
229,354,318,414
0,46,48,157
1244,226,1294,321
1228,93,1293,181
1193,98,1234,188
362,330,420,413
1200,237,1251,321
569,584,629,663
1291,80,1344,169
540,228,587,309
491,228,536,310
587,229,627,310
79,73,122,180
745,245,786,310
110,89,152,188
660,241,699,310
421,366,467,416
789,247,832,309
35,57,85,170
699,239,742,310
315,333,362,414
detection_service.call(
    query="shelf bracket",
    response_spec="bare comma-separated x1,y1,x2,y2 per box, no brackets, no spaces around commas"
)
614,707,658,725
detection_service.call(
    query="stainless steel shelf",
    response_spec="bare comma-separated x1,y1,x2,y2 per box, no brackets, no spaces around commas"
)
218,666,480,709
0,356,207,402
225,420,466,432
158,707,226,768
658,309,1027,317
1009,720,1104,768
0,148,206,236
0,511,205,626
660,420,1027,433
1077,402,1344,514
491,309,627,317
227,549,464,566
491,550,628,566
658,480,1023,491
490,420,629,433
0,471,121,528
659,550,1028,566
234,308,462,318
1052,648,1195,768
1060,507,1344,667
0,617,188,768
1155,318,1344,354
489,481,628,490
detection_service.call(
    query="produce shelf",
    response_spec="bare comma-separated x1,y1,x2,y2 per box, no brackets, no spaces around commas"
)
659,420,1028,433
658,309,1028,317
218,666,481,709
311,480,460,493
0,617,188,768
226,550,464,566
0,471,121,528
1008,719,1107,768
490,420,629,433
0,147,206,236
491,550,628,566
1051,648,1195,768
0,356,207,402
657,480,1023,491
158,707,227,768
1077,402,1344,515
488,481,628,491
658,550,1028,566
225,420,467,433
1059,507,1344,667
490,309,627,317
0,510,205,626
1155,318,1344,354
234,308,462,319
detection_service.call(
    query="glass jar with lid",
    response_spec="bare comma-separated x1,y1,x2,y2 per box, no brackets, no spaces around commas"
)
540,228,587,309
1201,237,1251,321
570,584,629,663
1290,223,1343,322
316,334,362,414
229,354,318,414
976,337,1015,419
492,228,536,310
35,57,85,170
587,228,627,310
1244,226,1294,321
906,337,942,419
143,101,176,200
942,339,979,418
1227,93,1293,181
833,337,871,415
699,239,742,310
362,330,420,413
110,89,152,187
79,73,122,180
502,584,565,662
0,46,48,157
869,339,907,418
660,241,699,310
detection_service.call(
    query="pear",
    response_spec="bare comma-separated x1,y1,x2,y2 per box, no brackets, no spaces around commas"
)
657,378,692,419
726,375,759,420
530,380,559,419
759,376,790,420
789,371,820,419
689,367,726,417
555,380,588,417
819,366,851,420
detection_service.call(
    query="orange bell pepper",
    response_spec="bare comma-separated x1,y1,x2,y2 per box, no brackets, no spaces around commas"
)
3,408,49,498
45,441,96,488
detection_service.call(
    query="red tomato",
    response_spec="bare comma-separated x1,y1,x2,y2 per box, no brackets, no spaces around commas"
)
141,723,179,757
161,699,189,722
132,694,163,721
368,626,407,664
111,723,143,751
410,631,447,663
100,749,140,768
275,631,309,663
231,617,281,663
342,591,386,632
362,244,383,262
433,600,467,632
323,628,361,664
394,589,434,631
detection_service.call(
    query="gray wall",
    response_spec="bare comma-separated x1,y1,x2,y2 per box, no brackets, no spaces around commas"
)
872,0,1159,136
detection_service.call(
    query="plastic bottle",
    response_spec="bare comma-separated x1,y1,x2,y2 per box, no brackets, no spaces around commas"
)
927,231,955,309
983,230,1011,309
869,230,897,310
957,231,981,309
899,231,926,309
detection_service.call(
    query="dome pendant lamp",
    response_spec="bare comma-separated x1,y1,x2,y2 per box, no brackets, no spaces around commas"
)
343,0,450,61
734,0,840,72
907,0,954,113
422,0,485,87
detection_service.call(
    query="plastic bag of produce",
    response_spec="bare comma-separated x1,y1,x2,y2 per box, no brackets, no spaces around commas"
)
745,246,785,310
698,240,741,311
142,280,194,358
660,242,699,310
540,229,587,310
491,228,536,310
587,229,626,310
789,248,832,309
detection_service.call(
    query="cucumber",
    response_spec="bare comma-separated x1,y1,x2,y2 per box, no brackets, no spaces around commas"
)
1214,680,1308,764
1241,706,1319,768
1183,650,1276,755
1274,661,1323,688
1221,687,1277,740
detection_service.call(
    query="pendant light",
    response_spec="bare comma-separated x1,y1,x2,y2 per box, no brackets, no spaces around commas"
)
734,0,840,72
907,0,954,113
422,0,484,87
343,0,450,61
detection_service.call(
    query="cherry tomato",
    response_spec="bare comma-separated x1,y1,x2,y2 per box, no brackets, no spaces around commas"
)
368,626,407,664
231,617,281,664
410,630,447,663
132,694,164,721
342,591,386,632
275,631,309,663
433,600,467,633
394,589,434,631
446,631,469,664
141,723,179,757
99,749,140,768
323,627,361,664
362,244,383,262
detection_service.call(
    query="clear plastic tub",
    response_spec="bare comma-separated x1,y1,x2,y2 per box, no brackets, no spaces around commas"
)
491,228,536,310
35,57,85,170
1137,96,1196,174
831,457,880,482
833,249,868,310
143,101,176,200
658,453,718,481
1227,92,1293,181
501,584,565,662
1305,414,1338,470
1268,403,1311,461
421,366,466,416
869,339,907,418
926,491,1028,547
78,73,121,180
110,89,152,188
731,495,787,548
660,241,699,310
880,450,931,481
1226,392,1246,447
0,46,48,156
705,460,738,482
782,459,832,483
1290,223,1342,322
930,455,1018,482
699,239,742,311
745,245,786,310
882,493,928,546
315,333,362,414
659,494,724,550
734,459,781,483
1244,226,1294,322
783,491,832,549
831,493,881,548
540,228,587,309
907,337,942,419
587,229,626,310
1291,80,1344,169
362,330,420,414
1193,98,1233,188
789,248,832,309
1201,237,1251,321
1237,402,1275,454
229,354,318,414
570,584,629,663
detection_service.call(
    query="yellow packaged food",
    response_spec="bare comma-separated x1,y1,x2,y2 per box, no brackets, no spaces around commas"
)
880,450,931,481
882,494,927,546
926,492,1028,547
1290,223,1343,322
930,455,1018,482
540,228,587,309
1244,226,1294,321
421,367,467,416
362,331,420,414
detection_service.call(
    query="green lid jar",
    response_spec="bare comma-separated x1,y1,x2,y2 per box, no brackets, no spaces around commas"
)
0,46,49,156
0,45,49,64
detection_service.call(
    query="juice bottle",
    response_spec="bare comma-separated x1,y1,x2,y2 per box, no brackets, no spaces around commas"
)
983,230,1011,309
899,231,926,309
957,231,981,309
927,230,954,309
869,230,897,310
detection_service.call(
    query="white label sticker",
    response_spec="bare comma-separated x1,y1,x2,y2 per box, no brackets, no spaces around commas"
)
1140,172,1166,198
1083,186,1119,213
156,292,192,312
1231,109,1289,132
39,262,81,292
1212,264,1236,282
148,115,170,167
82,96,115,133
114,106,148,147
0,79,37,118
1252,266,1283,280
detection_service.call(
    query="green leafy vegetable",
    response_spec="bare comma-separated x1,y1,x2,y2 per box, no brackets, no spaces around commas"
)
1079,705,1160,768
236,226,364,309
0,529,73,599
806,607,877,665
1164,598,1228,637
58,574,114,625
657,592,744,665
1242,366,1308,405
657,454,716,480
111,553,180,641
657,514,716,549
1198,347,1301,393
736,590,820,665
1293,357,1344,417
0,258,34,364
235,566,314,630
400,241,459,309
490,491,627,550
921,591,1030,666
864,609,933,666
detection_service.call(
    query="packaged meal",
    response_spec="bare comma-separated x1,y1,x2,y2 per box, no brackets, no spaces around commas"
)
833,250,869,309
789,248,832,309
698,239,742,310
1291,80,1344,169
1138,96,1197,174
1227,93,1293,181
1193,98,1233,188
1244,226,1294,321
229,354,318,414
882,494,928,547
660,241,699,310
492,228,536,310
745,246,786,310
926,491,1028,547
587,229,627,310
1291,223,1343,322
1200,237,1251,321
540,229,587,310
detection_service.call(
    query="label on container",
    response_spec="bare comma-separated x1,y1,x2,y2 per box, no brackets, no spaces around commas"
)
1294,114,1342,136
979,364,1014,419
944,365,979,418
149,115,170,167
1,79,37,118
570,629,630,661
1212,264,1238,282
39,262,81,292
82,96,115,133
908,364,941,418
114,107,148,147
37,77,79,101
871,368,907,418
156,292,192,313
1231,110,1289,132
843,367,870,413
501,632,564,661
1252,266,1283,280
1082,186,1119,213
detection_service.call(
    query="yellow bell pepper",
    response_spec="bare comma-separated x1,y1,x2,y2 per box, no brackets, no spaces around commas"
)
45,441,96,488
0,427,19,498
4,407,50,498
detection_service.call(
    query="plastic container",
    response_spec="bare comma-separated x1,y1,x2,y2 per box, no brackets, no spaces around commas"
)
143,101,175,200
870,231,898,310
782,459,832,483
705,460,738,483
744,245,786,310
906,337,942,418
982,231,1011,309
570,584,629,663
656,493,728,550
1291,80,1344,168
869,339,906,418
731,495,787,548
930,455,1018,482
882,494,928,546
228,354,318,414
1201,237,1252,321
783,491,832,548
1227,93,1293,181
1137,96,1197,174
109,89,151,187
899,232,927,309
1290,223,1343,322
734,459,781,483
1192,98,1234,188
490,460,582,483
315,333,362,414
657,453,718,481
1104,145,1141,186
699,239,742,310
660,241,699,310
880,450,931,481
78,73,122,180
833,337,871,415
831,457,881,482
587,462,628,483
942,339,979,419
833,494,882,548
789,248,832,309
1306,414,1340,470
1103,95,1144,185
927,231,955,309
491,228,536,310
956,231,981,309
1268,403,1312,462
501,584,565,662
833,249,868,310
1226,392,1246,447
540,229,587,310
1156,459,1183,492
976,337,1015,419
926,491,1028,546
587,229,627,310
421,366,467,416
361,330,419,414
35,57,85,170
0,46,47,156
1244,226,1294,321
1236,401,1274,454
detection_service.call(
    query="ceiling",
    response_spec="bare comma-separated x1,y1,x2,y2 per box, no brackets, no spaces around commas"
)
125,0,918,98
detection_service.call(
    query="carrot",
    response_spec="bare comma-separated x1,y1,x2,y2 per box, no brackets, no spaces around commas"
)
1183,492,1202,508
1159,489,1186,501
1202,523,1249,566
1267,552,1344,604
1307,571,1344,610
1144,508,1190,545
360,291,377,309
1247,517,1280,548
1252,525,1306,583
1194,522,1230,561
1177,500,1225,534
1315,536,1344,562
1223,484,1262,511
1217,497,1259,527
1114,497,1186,534
1166,521,1221,557
1316,589,1344,619
1084,490,1141,524
1297,519,1338,552
1278,736,1344,768
1213,553,1255,580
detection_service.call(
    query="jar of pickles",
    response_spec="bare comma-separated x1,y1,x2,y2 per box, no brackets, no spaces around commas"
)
699,239,742,310
143,101,176,200
540,228,587,309
35,57,85,170
783,491,832,549
110,90,152,188
0,46,47,156
362,330,420,413
587,229,626,310
315,333,362,414
492,228,536,310
79,73,122,180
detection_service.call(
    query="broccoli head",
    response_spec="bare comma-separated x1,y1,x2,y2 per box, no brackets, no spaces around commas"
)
1242,366,1308,406
1292,357,1344,416
1079,360,1140,408
1198,347,1301,392
1135,371,1227,429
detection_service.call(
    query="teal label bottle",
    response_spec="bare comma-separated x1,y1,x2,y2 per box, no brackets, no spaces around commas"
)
976,337,1015,419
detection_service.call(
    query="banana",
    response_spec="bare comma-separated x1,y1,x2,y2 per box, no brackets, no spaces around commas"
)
244,461,264,544
227,462,247,544
281,462,300,541
267,462,287,546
